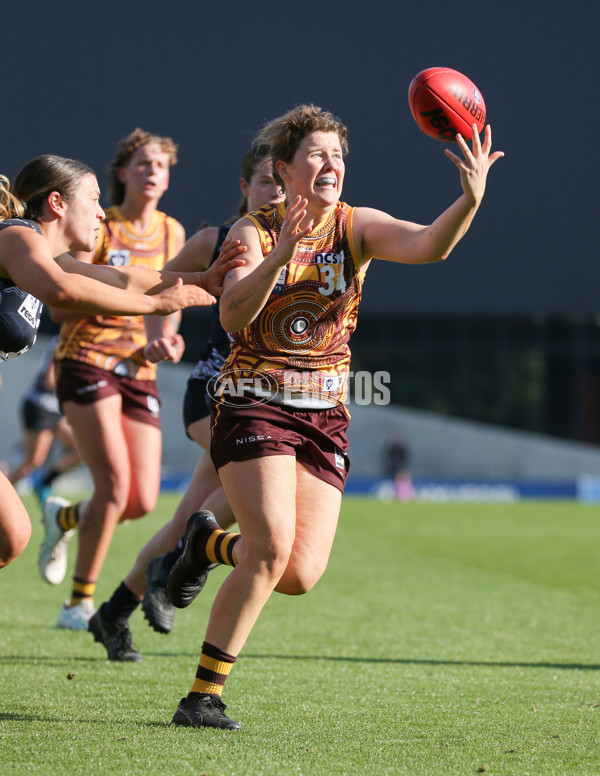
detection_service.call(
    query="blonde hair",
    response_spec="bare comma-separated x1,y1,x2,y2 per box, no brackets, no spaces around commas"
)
255,104,348,186
106,127,178,205
1,156,94,222
0,174,25,220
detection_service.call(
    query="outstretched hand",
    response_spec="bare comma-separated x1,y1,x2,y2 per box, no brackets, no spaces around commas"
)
202,237,248,296
153,277,216,314
444,124,504,205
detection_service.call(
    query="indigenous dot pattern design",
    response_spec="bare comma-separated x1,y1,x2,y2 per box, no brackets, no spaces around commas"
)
223,201,367,406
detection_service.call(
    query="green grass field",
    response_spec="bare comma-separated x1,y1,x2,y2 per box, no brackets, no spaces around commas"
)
2,494,600,775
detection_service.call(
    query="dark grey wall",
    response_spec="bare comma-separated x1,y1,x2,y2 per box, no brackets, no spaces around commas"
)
3,1,595,314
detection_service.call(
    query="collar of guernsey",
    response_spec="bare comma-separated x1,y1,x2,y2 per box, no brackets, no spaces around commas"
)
218,200,367,409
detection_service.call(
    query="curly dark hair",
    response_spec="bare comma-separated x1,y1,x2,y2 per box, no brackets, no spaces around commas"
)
255,104,348,187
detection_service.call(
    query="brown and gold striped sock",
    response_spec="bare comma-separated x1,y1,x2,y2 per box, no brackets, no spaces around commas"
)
204,529,241,567
69,577,96,608
189,641,236,699
57,502,83,533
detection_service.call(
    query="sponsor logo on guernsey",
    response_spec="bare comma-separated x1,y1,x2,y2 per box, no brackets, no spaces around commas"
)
313,252,343,265
18,295,42,328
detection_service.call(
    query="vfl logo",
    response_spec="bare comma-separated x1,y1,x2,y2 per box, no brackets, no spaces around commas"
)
207,369,279,407
107,249,130,267
147,396,160,418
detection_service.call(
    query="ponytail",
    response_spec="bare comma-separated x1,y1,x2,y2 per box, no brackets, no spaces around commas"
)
0,175,25,221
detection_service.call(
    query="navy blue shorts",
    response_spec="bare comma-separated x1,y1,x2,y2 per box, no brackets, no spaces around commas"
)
182,375,212,438
22,397,62,432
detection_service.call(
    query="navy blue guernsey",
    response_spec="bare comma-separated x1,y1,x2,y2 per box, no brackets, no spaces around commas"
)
186,224,234,385
202,224,233,361
0,219,44,361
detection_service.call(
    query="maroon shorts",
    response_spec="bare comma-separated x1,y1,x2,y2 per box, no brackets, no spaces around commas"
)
210,396,351,493
56,359,161,428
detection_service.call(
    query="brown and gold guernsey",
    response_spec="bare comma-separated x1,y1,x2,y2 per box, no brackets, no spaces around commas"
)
221,200,368,408
55,206,180,381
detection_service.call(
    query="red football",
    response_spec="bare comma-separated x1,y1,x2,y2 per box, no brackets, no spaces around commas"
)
408,67,486,142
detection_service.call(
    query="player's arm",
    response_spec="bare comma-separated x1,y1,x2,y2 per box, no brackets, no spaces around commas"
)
0,228,212,316
220,196,310,333
142,220,186,362
144,228,248,362
62,222,209,295
48,249,96,322
56,252,202,294
63,221,198,292
56,245,244,300
356,125,503,266
163,226,219,272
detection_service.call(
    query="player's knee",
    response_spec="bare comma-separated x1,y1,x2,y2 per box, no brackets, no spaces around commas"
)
276,562,325,596
121,494,157,521
91,476,130,512
120,504,148,521
276,577,311,596
246,539,292,582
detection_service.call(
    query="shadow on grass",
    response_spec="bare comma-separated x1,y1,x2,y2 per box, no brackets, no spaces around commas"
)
0,655,107,666
0,713,65,723
2,652,599,672
243,653,600,672
0,711,173,728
